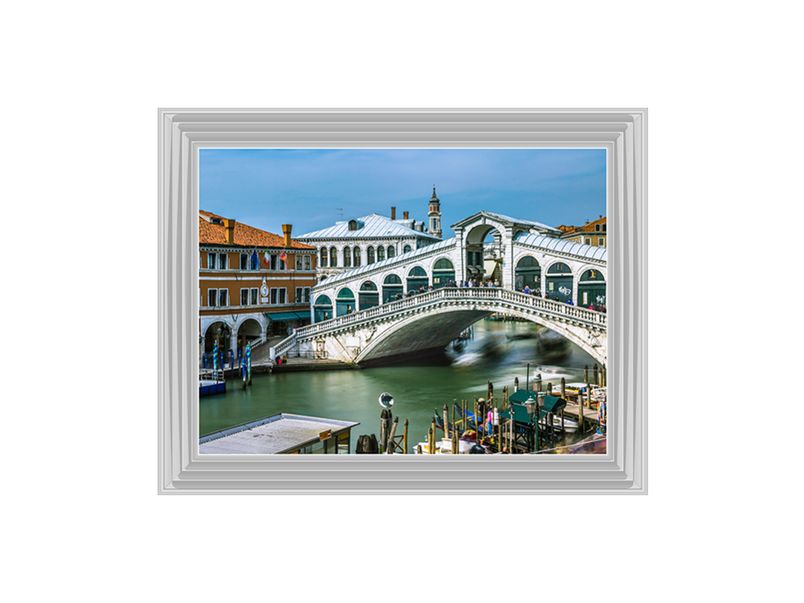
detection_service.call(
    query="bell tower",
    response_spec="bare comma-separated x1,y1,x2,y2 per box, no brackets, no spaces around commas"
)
428,186,442,238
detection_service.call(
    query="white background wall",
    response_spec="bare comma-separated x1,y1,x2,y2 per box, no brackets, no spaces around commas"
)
4,2,800,602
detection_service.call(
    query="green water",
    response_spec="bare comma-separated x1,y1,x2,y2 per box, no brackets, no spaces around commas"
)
199,319,599,452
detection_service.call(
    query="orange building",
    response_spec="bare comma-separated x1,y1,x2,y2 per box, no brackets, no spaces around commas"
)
199,210,317,365
557,215,607,247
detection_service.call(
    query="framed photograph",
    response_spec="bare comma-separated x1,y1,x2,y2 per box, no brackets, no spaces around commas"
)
158,109,647,493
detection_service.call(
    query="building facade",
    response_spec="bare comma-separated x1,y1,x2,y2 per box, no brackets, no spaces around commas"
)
295,197,442,281
199,210,318,365
557,216,607,248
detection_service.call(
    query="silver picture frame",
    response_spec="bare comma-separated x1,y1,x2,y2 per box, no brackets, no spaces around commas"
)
158,108,647,494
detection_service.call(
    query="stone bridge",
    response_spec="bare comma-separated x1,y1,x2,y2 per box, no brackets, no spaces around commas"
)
271,287,607,366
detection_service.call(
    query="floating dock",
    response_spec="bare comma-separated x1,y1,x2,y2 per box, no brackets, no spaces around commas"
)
199,413,360,454
199,379,226,397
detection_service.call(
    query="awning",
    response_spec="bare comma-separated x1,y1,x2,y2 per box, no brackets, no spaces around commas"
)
267,311,310,322
502,390,567,421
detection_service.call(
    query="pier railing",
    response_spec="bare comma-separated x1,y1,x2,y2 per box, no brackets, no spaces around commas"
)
272,287,606,359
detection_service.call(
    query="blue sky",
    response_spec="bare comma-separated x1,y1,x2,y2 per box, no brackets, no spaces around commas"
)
199,149,606,238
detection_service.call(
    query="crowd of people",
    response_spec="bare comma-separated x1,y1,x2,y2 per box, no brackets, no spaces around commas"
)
520,284,606,312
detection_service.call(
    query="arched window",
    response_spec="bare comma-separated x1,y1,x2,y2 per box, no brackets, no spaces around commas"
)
403,244,412,254
353,246,361,267
546,262,573,302
578,269,606,308
330,247,337,267
313,295,333,322
432,258,455,289
343,246,351,268
382,274,403,303
377,246,385,261
407,266,428,293
359,281,379,310
348,219,359,231
320,247,328,268
336,288,355,317
387,245,395,258
515,256,541,291
367,246,375,264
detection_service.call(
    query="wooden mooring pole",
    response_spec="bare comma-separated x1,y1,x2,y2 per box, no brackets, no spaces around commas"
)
443,404,449,439
403,419,408,454
386,417,399,454
594,363,599,386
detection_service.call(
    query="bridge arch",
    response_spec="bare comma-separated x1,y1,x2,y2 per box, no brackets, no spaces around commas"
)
462,218,509,282
355,300,605,366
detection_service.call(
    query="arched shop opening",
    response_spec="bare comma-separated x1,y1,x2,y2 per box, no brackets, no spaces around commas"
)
336,288,355,316
546,262,574,302
406,266,428,293
515,256,541,291
314,295,333,322
382,274,403,303
359,281,379,310
432,258,455,289
237,318,262,352
578,269,606,308
204,321,231,355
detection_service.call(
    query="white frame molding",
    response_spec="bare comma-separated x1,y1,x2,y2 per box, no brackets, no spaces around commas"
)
159,108,647,494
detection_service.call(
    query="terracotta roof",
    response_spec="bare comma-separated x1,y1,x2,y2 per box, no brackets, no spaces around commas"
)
199,211,315,250
557,216,606,236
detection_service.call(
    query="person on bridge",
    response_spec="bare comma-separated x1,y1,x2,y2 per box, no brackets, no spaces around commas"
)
524,285,530,295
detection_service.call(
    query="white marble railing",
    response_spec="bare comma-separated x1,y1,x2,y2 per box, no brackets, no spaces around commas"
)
272,287,606,358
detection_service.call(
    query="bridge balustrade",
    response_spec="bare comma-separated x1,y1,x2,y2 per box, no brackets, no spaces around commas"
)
273,288,606,358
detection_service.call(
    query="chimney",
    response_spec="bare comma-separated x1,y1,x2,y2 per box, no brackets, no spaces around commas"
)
403,211,409,220
282,224,292,248
391,206,396,220
223,218,236,244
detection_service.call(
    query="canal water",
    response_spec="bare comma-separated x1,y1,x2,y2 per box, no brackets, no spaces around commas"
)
199,319,599,452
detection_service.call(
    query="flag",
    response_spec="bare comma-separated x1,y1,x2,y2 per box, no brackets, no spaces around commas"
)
263,250,270,264
280,250,287,262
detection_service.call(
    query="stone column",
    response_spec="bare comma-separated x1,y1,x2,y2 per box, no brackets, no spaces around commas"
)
231,325,240,366
540,263,547,299
502,227,515,289
454,227,465,283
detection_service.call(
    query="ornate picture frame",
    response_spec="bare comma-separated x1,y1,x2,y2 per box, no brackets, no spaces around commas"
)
158,109,647,494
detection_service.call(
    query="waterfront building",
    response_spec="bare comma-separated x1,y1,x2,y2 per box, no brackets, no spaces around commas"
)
199,210,317,365
557,215,607,248
295,190,443,282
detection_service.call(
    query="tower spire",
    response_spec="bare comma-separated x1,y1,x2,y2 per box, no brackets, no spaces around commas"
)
427,186,442,238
